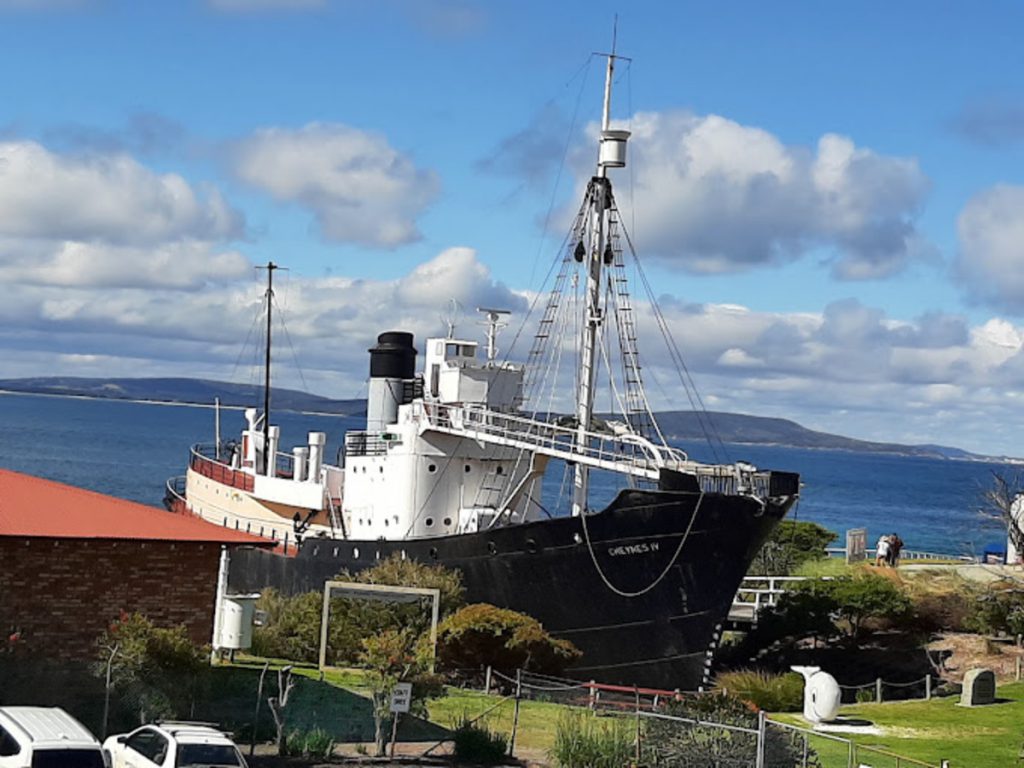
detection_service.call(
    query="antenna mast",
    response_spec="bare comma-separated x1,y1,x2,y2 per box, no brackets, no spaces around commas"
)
260,261,277,475
572,25,631,518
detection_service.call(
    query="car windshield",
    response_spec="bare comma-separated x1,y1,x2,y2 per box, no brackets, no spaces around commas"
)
32,749,105,768
175,745,242,768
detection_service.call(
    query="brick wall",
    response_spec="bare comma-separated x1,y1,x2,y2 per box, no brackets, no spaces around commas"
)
0,538,223,660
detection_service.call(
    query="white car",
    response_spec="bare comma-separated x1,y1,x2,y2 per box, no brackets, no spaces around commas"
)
0,707,104,768
102,724,247,768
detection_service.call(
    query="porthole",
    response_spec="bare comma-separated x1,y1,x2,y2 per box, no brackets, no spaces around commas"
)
401,550,407,560
496,465,504,476
353,547,360,559
525,538,538,554
487,541,497,555
375,550,381,560
428,463,437,473
385,519,389,527
464,464,471,473
425,517,434,527
573,533,583,544
444,517,452,526
429,547,439,560
333,547,339,557
379,466,384,474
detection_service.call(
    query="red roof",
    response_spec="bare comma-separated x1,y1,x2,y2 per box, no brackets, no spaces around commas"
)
0,468,275,546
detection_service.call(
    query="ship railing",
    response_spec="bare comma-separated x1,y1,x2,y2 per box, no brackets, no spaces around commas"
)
189,444,255,492
344,431,388,457
164,475,188,515
419,401,691,480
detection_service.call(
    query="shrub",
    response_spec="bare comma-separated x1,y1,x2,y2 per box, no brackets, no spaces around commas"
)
283,729,305,757
96,612,208,724
713,669,803,712
437,603,581,676
855,688,875,704
643,693,819,767
907,588,976,633
451,717,508,764
749,521,837,576
303,727,336,758
550,711,633,768
965,587,1024,636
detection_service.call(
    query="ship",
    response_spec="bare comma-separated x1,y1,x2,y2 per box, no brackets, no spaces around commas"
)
165,49,800,689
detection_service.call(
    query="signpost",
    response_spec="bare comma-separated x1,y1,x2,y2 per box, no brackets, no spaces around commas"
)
846,528,867,564
388,682,412,758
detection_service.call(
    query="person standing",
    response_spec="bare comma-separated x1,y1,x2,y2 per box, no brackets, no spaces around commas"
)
875,534,890,567
889,533,904,567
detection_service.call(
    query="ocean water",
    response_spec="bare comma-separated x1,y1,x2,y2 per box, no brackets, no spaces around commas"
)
0,392,1010,556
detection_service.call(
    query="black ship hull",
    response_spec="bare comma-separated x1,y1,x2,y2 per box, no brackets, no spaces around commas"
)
228,478,797,690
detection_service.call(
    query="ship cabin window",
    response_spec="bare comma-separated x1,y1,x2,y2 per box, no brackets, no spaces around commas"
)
428,463,437,473
464,464,471,473
496,465,504,476
445,343,477,360
425,517,434,527
444,517,452,526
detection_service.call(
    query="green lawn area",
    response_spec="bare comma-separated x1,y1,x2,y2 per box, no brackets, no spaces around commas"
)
224,656,1024,766
772,681,1024,768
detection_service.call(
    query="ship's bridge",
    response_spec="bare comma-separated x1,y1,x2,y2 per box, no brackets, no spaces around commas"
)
424,337,523,411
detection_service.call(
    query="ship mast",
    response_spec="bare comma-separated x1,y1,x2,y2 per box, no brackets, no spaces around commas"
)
572,37,631,517
260,261,277,475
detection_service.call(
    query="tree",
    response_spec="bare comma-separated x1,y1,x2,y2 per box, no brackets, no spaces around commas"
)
748,520,837,576
267,666,297,755
358,628,441,757
979,471,1024,560
437,603,581,676
830,573,910,639
95,612,207,724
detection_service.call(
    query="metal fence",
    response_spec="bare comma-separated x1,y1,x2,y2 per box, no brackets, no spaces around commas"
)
767,719,946,768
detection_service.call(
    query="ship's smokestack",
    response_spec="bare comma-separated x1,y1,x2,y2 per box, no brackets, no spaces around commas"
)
367,331,417,433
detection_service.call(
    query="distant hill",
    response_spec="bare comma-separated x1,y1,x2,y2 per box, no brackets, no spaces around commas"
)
652,410,984,459
0,377,997,460
0,376,365,416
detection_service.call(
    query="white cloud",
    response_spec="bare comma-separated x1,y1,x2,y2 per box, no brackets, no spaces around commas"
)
955,184,1024,312
0,141,242,245
573,112,928,279
231,123,439,248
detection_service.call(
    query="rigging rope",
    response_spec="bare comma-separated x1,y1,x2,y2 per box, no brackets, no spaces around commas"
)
578,490,705,598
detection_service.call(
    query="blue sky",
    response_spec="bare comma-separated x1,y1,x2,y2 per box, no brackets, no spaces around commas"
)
2,0,1024,456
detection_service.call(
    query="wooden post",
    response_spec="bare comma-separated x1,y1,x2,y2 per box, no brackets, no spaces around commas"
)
925,673,932,700
1016,656,1022,682
589,679,597,710
634,685,641,764
250,661,269,756
508,669,522,757
754,710,766,768
389,712,399,759
484,665,492,695
876,677,883,703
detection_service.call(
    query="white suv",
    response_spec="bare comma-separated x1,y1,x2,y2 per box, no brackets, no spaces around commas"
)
102,724,246,768
0,706,104,768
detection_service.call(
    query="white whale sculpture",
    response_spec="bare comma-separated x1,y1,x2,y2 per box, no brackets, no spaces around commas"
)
791,665,841,723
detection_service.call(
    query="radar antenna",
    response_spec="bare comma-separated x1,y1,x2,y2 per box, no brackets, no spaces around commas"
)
440,299,463,339
477,307,510,362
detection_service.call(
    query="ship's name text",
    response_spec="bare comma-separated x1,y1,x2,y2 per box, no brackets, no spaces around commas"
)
607,542,660,557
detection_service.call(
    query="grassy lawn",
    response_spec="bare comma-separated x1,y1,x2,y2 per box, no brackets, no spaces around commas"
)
772,681,1024,768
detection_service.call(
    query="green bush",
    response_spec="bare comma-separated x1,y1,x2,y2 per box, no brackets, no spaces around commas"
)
451,717,508,765
437,603,581,676
550,711,633,768
643,693,819,767
965,587,1024,636
283,729,305,757
302,727,336,758
749,520,837,576
713,669,803,711
855,688,875,704
253,557,466,665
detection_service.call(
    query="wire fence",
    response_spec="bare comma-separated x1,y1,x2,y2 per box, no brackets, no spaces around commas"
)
836,674,944,705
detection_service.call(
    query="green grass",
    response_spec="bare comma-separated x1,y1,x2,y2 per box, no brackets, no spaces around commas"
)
793,558,856,577
772,682,1024,768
